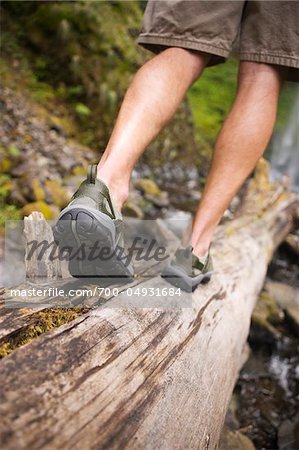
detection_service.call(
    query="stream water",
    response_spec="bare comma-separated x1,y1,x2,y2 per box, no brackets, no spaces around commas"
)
270,89,299,192
234,241,299,449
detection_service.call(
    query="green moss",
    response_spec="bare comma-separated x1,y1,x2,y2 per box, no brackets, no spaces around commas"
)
188,59,238,158
276,83,298,129
189,58,297,162
1,0,144,149
251,290,284,338
0,204,21,231
0,172,21,231
21,201,54,220
75,102,91,116
3,0,294,177
0,307,88,358
31,178,46,201
44,179,70,208
135,178,161,196
8,144,20,157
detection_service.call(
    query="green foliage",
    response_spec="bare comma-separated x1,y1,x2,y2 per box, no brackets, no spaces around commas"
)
8,144,20,157
276,83,297,129
0,174,12,199
1,0,296,171
0,204,21,230
66,85,84,98
188,59,297,160
0,172,21,231
188,59,238,156
75,103,91,116
1,0,145,148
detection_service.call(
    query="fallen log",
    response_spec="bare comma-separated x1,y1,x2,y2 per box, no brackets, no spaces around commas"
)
0,159,298,450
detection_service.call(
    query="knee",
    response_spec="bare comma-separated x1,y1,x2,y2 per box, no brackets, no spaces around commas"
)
238,61,286,89
165,47,210,80
143,47,209,82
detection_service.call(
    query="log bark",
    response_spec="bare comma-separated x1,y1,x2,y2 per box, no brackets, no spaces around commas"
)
0,160,298,450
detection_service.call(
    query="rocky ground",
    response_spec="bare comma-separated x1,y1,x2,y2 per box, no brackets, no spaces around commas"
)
0,86,96,221
0,85,189,224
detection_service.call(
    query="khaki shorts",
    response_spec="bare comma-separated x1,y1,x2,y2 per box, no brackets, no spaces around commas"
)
138,1,299,82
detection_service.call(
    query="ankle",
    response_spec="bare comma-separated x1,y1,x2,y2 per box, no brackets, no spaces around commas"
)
191,233,212,258
96,164,129,210
192,243,210,259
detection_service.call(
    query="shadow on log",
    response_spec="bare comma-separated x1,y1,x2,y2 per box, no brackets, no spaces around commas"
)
0,159,298,450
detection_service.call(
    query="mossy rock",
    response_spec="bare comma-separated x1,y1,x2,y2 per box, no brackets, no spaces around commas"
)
252,290,285,338
48,114,76,137
0,145,21,173
122,201,144,219
0,204,21,231
0,157,13,173
45,179,70,208
0,174,14,199
219,426,255,450
135,178,161,196
146,191,169,208
71,165,88,176
32,178,46,201
21,201,54,219
254,290,285,324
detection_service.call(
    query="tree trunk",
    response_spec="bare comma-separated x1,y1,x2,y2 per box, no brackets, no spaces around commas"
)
0,160,298,450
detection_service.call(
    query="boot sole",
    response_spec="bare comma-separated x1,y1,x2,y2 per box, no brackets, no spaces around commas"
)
53,205,134,282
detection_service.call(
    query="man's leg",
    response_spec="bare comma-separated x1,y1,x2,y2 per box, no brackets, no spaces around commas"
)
191,61,287,257
97,48,209,210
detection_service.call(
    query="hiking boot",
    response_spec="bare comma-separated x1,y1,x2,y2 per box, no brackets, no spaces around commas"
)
53,164,134,281
161,245,213,292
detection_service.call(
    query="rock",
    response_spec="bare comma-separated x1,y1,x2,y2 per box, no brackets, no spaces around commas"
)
48,115,76,137
265,279,299,308
278,413,299,450
122,201,144,219
63,175,85,191
239,342,251,369
251,290,285,339
8,186,27,206
135,178,161,196
31,178,46,201
146,191,169,207
285,232,299,257
0,86,96,211
219,426,255,450
71,165,89,177
138,198,157,218
0,175,13,197
264,279,299,336
224,394,241,429
0,143,21,173
0,156,12,173
45,179,70,208
21,201,54,220
285,305,299,337
135,178,169,208
48,204,60,220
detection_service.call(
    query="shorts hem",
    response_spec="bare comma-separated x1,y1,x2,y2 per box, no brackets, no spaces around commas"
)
239,52,299,69
137,34,230,60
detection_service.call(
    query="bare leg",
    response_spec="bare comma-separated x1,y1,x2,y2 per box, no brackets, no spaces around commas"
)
97,48,209,209
191,62,286,257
